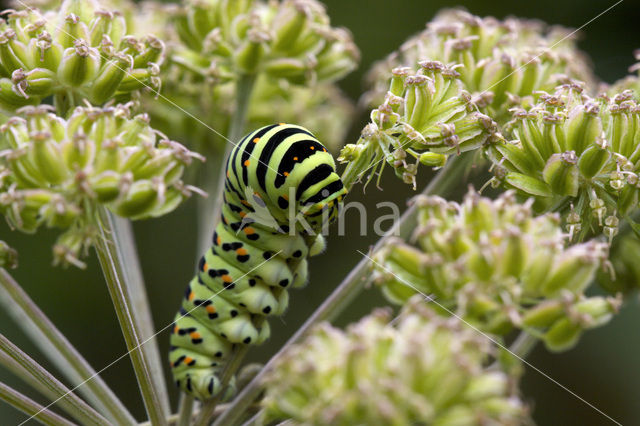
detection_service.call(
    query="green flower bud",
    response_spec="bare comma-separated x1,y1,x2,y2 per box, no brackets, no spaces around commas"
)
418,152,447,167
541,241,605,296
110,178,161,218
235,29,270,74
30,33,63,72
0,240,18,269
544,317,581,352
542,151,579,197
30,130,69,184
577,138,611,178
0,78,37,112
0,29,30,71
57,40,100,87
89,53,130,104
89,171,121,202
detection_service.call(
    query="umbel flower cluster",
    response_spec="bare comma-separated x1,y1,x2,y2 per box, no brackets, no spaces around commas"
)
262,298,528,425
487,83,640,241
372,190,620,352
339,60,500,188
0,0,164,115
141,0,359,153
364,9,594,120
0,104,202,267
172,0,358,85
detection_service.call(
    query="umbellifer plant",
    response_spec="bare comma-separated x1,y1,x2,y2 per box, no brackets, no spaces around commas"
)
0,1,635,425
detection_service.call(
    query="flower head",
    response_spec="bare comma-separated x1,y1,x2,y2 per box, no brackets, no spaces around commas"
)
340,61,500,189
0,0,164,114
364,9,594,121
372,190,620,351
486,84,640,241
0,103,202,267
171,0,358,85
262,298,528,425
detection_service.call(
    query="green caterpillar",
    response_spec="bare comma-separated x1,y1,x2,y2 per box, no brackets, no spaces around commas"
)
169,123,346,399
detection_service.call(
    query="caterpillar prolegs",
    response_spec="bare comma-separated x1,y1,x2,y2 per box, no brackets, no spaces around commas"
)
169,124,346,399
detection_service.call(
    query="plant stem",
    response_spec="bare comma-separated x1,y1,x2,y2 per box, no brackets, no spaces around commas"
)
197,73,256,255
213,153,472,426
176,394,194,426
94,206,168,426
195,344,251,426
0,333,110,425
111,215,171,417
0,268,136,425
509,331,539,359
0,381,76,426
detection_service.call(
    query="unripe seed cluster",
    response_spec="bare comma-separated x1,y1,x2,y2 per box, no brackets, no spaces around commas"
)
372,190,620,352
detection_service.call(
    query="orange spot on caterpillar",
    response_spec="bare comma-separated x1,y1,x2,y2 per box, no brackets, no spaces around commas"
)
278,122,286,125
170,361,174,367
243,227,255,235
188,291,194,301
252,137,260,143
283,172,289,177
227,171,230,177
282,194,288,200
236,248,248,256
204,262,209,271
206,305,216,314
323,148,327,152
310,146,315,150
221,274,232,283
173,325,179,334
190,331,201,339
184,356,193,364
243,160,250,166
239,211,246,218
241,200,250,206
293,157,298,161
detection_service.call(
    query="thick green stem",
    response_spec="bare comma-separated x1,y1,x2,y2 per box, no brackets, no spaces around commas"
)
0,381,76,426
0,333,109,425
0,268,136,425
197,73,256,255
213,153,472,426
94,206,168,426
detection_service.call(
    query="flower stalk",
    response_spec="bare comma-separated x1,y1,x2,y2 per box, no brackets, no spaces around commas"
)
0,332,110,425
0,381,76,426
197,73,256,255
94,205,169,426
0,268,135,424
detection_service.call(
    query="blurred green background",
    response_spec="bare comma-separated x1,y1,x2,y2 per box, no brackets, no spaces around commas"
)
1,0,640,424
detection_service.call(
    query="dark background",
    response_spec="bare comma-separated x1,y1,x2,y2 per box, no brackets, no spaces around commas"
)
1,0,639,424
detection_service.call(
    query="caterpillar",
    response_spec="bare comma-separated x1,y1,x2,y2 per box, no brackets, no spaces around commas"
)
169,123,347,400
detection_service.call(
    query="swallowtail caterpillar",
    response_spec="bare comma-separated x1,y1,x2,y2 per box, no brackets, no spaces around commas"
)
169,123,346,399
